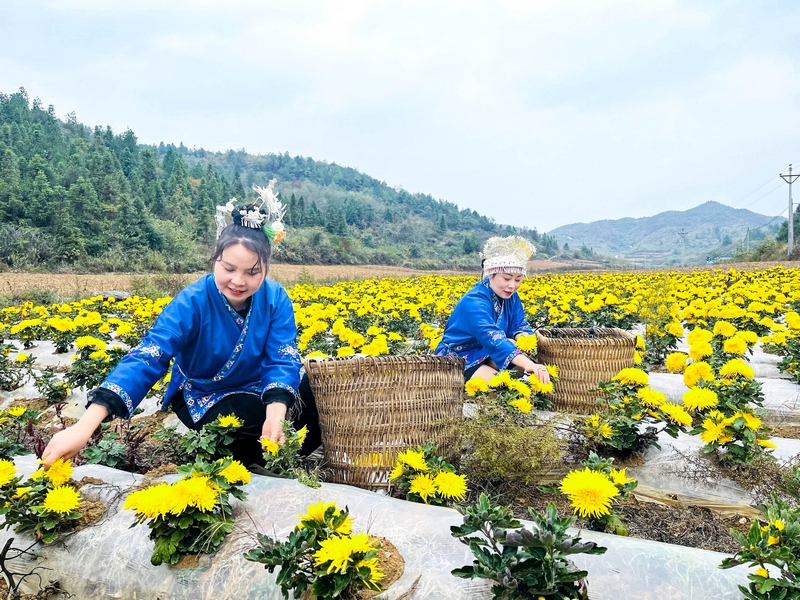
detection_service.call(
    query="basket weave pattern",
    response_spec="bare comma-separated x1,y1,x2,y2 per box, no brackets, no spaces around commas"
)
304,355,465,491
535,327,635,414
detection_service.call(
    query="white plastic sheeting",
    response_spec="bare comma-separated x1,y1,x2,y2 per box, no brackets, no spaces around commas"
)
0,455,749,600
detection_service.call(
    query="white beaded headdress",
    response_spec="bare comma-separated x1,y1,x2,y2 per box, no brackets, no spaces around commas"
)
482,236,536,277
215,179,287,243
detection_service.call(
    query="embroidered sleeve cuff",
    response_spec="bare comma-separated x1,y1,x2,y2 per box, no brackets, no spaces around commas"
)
261,388,295,409
501,349,522,371
86,387,127,422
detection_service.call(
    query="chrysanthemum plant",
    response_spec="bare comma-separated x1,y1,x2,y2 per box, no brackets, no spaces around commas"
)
65,337,126,390
0,346,33,391
584,368,691,455
178,413,244,461
766,310,800,383
668,326,772,464
124,456,250,565
260,420,320,487
560,452,637,536
0,458,83,544
244,501,384,599
451,493,606,600
720,494,800,600
465,368,555,413
463,372,563,488
29,367,70,404
388,442,467,506
0,406,38,460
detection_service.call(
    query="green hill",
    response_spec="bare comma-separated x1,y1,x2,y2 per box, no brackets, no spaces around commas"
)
0,89,557,273
548,202,783,266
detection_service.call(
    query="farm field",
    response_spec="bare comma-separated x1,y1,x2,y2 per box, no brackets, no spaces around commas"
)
0,263,800,597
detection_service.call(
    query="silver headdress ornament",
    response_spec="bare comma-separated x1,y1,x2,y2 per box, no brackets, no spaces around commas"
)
482,235,536,277
215,178,287,244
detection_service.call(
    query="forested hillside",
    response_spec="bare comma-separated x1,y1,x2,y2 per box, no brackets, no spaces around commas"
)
0,89,557,273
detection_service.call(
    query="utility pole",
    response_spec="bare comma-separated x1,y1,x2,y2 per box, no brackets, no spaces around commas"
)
746,228,750,253
781,164,799,256
677,229,688,267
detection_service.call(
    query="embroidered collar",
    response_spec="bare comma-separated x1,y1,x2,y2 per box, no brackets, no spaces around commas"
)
481,277,504,323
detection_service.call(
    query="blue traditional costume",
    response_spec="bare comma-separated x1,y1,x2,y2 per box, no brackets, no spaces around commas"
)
434,277,533,371
90,274,301,422
435,235,536,377
85,180,318,466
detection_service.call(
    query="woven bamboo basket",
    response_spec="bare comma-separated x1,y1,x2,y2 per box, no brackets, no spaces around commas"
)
303,355,465,491
535,327,635,414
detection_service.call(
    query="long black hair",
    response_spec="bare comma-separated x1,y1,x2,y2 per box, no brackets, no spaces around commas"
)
211,207,272,273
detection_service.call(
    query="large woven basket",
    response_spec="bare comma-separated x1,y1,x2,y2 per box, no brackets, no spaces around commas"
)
303,355,465,491
535,327,635,414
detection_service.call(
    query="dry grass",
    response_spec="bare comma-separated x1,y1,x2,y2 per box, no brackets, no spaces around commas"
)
0,265,467,296
0,260,796,298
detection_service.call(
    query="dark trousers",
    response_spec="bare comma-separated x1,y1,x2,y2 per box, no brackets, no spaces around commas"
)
171,374,321,467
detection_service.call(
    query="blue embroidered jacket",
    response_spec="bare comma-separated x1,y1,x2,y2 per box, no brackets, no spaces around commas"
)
434,277,533,371
98,274,301,423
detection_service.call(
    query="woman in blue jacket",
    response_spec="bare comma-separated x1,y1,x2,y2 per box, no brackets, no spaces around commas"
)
435,236,550,385
44,185,317,468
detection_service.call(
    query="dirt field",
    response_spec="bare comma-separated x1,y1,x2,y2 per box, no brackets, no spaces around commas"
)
0,260,796,297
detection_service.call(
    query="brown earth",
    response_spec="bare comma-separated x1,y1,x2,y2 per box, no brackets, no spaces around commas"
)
515,490,750,554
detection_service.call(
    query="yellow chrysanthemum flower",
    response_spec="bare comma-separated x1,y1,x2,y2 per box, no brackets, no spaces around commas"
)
0,460,17,487
758,439,777,449
354,557,385,585
665,322,684,337
612,368,648,386
736,411,762,431
261,438,280,456
713,321,737,338
397,449,428,472
560,468,619,518
216,414,243,429
719,358,755,379
659,403,692,427
515,335,537,353
219,460,251,485
297,501,337,524
7,406,26,418
637,387,666,408
599,423,613,439
12,486,31,499
409,473,437,503
665,352,689,373
723,336,747,355
313,532,376,574
464,378,489,397
508,398,533,413
433,471,468,500
45,458,73,487
43,486,81,514
608,468,634,486
683,361,714,388
682,387,719,412
700,419,727,444
388,463,404,481
545,364,559,378
689,342,713,361
173,476,219,512
754,567,769,578
687,328,713,345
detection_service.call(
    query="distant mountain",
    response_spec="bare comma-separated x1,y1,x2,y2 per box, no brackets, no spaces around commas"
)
548,202,784,266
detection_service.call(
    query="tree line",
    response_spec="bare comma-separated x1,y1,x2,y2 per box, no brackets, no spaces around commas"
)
0,89,559,273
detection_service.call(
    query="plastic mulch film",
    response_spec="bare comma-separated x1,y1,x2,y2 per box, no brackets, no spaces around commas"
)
649,372,800,426
2,456,750,599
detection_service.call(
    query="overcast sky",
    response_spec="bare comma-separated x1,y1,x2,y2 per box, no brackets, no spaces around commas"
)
2,1,799,232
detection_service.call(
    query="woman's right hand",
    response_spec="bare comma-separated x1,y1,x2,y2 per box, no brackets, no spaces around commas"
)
42,403,109,469
42,425,95,468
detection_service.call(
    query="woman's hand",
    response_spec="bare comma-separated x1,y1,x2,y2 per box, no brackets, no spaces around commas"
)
261,402,288,444
526,363,550,384
42,403,109,468
511,354,551,384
